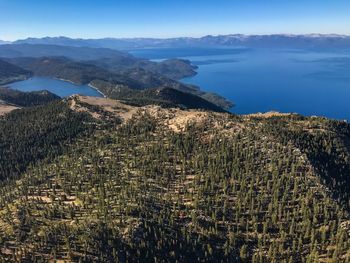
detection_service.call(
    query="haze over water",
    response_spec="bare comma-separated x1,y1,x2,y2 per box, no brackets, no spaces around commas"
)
131,48,350,121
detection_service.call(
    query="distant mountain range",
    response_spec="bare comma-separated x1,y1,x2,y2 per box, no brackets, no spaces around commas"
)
0,40,10,45
4,34,350,50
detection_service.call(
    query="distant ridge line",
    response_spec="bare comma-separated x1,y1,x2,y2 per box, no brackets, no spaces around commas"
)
6,33,350,43
2,34,349,50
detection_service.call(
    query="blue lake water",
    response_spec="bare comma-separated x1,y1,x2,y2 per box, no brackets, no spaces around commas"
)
130,48,350,120
8,77,103,98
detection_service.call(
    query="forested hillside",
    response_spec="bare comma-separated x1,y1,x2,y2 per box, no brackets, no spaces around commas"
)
0,59,31,85
6,56,232,110
0,101,95,182
0,43,232,110
0,44,197,80
90,57,197,80
86,85,226,112
0,97,349,262
0,87,60,107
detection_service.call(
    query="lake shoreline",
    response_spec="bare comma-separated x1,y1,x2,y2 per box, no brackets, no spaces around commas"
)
173,47,350,121
46,77,107,98
88,83,106,98
0,75,32,87
8,76,103,98
54,77,107,97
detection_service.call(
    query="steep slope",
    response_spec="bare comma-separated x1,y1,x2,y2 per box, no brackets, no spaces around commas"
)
263,117,350,210
0,59,32,85
0,97,349,262
0,87,60,107
0,100,96,181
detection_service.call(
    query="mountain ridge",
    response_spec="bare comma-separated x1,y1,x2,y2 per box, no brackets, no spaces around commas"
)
0,96,349,262
7,34,350,50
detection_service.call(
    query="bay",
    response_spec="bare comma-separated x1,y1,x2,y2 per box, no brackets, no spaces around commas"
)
130,47,350,120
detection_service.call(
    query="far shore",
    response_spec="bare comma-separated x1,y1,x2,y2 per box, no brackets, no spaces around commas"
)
54,77,77,85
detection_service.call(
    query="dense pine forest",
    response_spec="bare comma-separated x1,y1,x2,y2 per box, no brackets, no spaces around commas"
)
0,96,349,262
0,101,95,182
0,88,60,107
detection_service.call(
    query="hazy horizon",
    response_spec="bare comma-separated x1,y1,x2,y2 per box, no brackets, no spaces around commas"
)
1,0,350,41
2,33,350,43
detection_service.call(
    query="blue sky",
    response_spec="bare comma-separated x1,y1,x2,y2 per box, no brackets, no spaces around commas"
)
1,0,349,40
